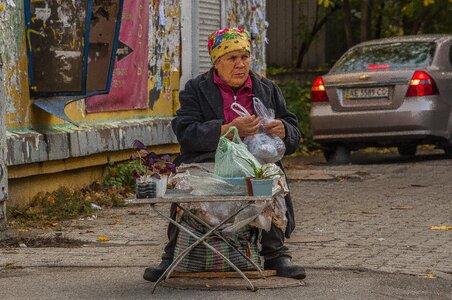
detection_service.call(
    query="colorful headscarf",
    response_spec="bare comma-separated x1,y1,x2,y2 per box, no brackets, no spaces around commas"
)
207,27,251,63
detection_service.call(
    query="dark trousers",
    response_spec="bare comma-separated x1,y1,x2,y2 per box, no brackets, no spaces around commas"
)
162,203,290,261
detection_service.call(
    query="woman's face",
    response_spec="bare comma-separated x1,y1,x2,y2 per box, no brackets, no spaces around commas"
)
215,50,251,88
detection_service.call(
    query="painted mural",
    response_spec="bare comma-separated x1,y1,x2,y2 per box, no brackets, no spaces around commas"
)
86,0,149,112
147,0,180,109
226,0,267,75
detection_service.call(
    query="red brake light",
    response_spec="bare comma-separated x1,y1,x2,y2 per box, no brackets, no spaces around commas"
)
367,64,390,70
405,71,439,97
311,77,329,102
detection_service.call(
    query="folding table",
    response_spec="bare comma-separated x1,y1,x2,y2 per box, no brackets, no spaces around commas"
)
130,193,274,293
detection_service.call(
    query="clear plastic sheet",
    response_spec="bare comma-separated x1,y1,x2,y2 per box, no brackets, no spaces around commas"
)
170,163,289,233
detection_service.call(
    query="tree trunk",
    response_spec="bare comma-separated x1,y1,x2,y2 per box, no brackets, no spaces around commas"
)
360,0,372,42
342,0,354,48
374,0,384,39
296,4,339,68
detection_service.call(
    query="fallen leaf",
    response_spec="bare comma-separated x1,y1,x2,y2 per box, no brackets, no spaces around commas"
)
410,184,426,188
430,226,452,231
96,236,110,242
390,206,413,210
421,274,437,279
352,211,378,215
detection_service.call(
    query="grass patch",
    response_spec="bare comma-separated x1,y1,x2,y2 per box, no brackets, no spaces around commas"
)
7,161,138,227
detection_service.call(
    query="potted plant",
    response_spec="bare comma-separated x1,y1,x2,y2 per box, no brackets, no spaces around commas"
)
240,157,282,196
131,140,176,198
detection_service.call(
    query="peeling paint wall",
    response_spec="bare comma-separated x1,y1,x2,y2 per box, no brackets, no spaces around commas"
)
226,0,267,75
148,0,180,109
4,1,181,130
1,1,266,206
0,0,31,128
0,52,7,224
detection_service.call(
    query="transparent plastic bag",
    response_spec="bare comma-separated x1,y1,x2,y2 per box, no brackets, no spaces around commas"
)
231,99,286,164
214,126,261,177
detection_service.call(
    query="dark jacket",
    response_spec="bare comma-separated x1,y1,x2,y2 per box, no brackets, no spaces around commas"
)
171,68,301,237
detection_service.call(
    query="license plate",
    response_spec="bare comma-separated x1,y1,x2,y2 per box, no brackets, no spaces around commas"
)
344,87,389,99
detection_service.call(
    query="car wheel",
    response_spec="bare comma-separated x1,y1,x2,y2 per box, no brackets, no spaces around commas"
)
323,144,351,164
397,145,417,157
444,146,452,158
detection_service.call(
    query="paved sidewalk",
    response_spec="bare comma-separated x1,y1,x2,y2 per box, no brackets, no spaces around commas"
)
1,153,451,281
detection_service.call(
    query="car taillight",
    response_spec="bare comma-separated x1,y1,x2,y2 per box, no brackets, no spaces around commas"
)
405,71,439,97
311,77,329,102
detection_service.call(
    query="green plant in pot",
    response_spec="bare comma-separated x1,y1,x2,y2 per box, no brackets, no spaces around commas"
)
240,157,282,196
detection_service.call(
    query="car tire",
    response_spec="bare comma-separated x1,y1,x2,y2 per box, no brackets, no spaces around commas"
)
443,146,452,158
397,145,417,157
323,144,351,165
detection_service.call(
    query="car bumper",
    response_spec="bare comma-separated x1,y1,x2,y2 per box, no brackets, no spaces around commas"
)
310,97,451,144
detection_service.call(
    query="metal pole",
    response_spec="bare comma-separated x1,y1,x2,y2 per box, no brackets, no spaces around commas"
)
0,53,8,229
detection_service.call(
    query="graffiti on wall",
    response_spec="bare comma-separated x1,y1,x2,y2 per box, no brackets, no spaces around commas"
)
226,0,267,75
148,0,180,109
86,0,149,112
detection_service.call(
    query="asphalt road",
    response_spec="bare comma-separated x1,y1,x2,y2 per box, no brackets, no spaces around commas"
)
1,267,451,300
1,149,451,299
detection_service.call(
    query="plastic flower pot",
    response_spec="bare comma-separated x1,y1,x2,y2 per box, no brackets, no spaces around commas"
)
152,175,168,198
250,178,273,196
136,177,156,198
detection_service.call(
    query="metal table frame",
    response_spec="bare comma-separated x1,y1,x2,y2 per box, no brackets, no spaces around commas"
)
133,195,273,293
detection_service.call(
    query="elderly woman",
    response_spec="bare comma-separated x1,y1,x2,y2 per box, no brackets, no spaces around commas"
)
144,27,305,281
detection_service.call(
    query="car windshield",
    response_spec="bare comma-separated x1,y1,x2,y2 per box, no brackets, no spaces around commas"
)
330,42,436,74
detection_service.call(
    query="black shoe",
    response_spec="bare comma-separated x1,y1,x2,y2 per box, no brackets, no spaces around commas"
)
264,256,306,279
143,259,172,282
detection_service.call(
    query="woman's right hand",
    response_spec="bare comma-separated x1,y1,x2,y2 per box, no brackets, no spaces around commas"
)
221,115,260,138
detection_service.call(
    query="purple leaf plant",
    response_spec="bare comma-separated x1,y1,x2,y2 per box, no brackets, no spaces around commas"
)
131,140,176,180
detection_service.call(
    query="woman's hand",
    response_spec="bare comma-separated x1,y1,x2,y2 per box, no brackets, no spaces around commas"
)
221,115,260,138
263,119,286,140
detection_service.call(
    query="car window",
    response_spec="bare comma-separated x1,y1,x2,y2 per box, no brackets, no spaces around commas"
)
330,42,436,74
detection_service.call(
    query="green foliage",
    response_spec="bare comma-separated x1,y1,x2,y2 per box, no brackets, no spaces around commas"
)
7,163,136,226
8,187,96,224
239,157,282,179
277,79,318,153
103,160,143,192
